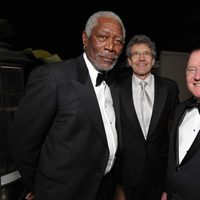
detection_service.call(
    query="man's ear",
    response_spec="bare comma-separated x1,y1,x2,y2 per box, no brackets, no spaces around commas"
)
152,58,155,66
82,31,88,49
127,57,132,66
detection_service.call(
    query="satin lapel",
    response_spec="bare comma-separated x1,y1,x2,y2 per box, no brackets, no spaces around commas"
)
148,78,167,137
181,131,200,166
178,97,199,165
120,76,142,134
172,101,200,166
72,73,107,147
180,105,200,165
173,105,187,166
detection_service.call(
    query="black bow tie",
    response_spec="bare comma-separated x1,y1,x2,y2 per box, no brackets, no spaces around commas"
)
186,98,200,113
96,72,110,86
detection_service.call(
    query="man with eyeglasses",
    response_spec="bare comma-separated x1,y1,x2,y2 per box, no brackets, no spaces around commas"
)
114,34,180,200
165,48,200,200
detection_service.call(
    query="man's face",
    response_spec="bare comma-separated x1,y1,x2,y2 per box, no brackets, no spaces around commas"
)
127,43,155,80
186,50,200,99
82,17,124,71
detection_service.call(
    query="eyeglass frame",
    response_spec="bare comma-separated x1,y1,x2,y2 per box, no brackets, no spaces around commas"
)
186,66,200,75
129,51,152,58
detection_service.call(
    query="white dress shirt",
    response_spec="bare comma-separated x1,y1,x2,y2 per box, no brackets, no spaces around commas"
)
132,73,154,139
179,108,200,163
83,53,118,174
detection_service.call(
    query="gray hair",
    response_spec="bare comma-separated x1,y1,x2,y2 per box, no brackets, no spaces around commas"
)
126,34,157,59
84,11,126,42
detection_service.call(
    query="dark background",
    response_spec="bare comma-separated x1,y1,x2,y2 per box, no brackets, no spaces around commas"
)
3,2,200,61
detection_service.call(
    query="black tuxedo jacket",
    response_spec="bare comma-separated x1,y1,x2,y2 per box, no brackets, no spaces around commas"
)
119,72,179,187
8,55,122,200
167,97,200,200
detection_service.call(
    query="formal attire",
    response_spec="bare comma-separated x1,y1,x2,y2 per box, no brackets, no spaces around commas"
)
167,97,200,200
118,69,179,200
8,53,122,200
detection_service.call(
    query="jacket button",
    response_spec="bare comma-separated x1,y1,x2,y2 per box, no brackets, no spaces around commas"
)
176,166,180,172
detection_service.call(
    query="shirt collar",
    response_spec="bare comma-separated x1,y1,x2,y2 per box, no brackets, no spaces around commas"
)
132,73,154,87
83,52,99,86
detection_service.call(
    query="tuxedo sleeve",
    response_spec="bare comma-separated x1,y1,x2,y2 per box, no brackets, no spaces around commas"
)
8,64,57,191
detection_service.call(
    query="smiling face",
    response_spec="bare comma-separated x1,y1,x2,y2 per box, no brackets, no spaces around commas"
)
127,43,155,80
186,50,200,99
82,16,124,71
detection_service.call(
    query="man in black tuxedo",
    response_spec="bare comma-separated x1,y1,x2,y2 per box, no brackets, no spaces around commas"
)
8,11,126,200
166,48,200,200
114,34,179,200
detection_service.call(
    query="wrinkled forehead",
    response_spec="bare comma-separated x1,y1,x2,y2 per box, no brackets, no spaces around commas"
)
94,17,123,34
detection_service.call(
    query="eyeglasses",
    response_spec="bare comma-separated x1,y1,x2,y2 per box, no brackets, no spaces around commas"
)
130,51,152,58
186,66,200,74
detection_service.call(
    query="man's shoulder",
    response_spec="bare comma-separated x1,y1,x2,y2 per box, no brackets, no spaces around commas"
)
155,75,178,86
28,55,83,81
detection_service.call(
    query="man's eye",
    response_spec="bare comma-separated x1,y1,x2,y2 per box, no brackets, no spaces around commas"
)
144,51,152,56
114,39,123,46
130,51,152,58
96,35,106,41
187,68,197,73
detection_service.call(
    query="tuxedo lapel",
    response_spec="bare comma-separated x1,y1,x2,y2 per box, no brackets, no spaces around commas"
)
173,105,187,166
148,78,167,137
177,100,200,166
170,101,200,166
180,130,200,166
120,76,142,135
71,59,108,147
